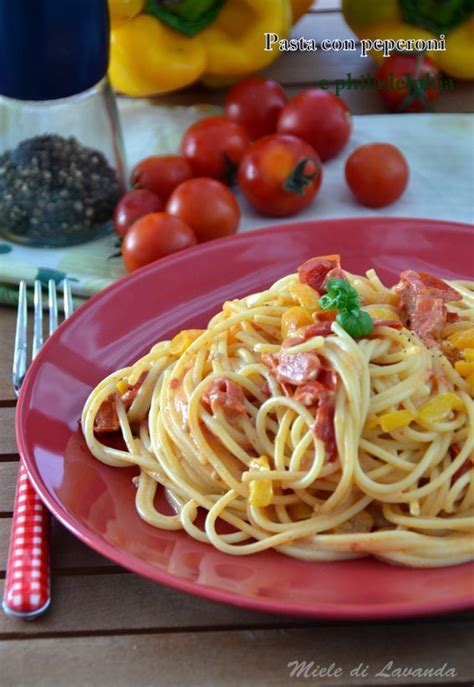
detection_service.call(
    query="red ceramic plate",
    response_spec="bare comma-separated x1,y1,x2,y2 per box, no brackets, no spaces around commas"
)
17,217,474,620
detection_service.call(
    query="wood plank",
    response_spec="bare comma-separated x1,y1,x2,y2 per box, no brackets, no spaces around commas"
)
0,570,471,637
0,308,17,404
157,80,474,116
0,518,114,573
1,622,471,687
0,574,301,636
0,461,17,513
0,408,17,456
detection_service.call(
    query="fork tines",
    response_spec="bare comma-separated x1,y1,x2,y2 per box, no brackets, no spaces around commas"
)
13,280,74,397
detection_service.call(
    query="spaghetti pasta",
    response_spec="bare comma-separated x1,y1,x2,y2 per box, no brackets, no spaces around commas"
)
81,256,474,567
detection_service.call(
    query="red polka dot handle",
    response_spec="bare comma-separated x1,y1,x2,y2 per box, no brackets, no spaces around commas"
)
2,460,51,619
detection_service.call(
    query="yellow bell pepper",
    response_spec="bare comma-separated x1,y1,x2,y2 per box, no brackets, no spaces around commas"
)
379,409,416,432
109,0,302,96
116,379,129,394
248,455,274,507
418,392,464,423
281,306,313,339
289,282,320,310
449,328,474,349
455,360,474,377
109,15,207,96
465,373,474,392
342,0,474,79
109,0,145,22
368,307,401,322
169,329,204,355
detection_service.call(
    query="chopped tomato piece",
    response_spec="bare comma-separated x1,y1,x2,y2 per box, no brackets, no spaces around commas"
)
94,396,120,433
271,351,321,386
282,321,333,348
314,309,338,323
121,372,148,407
202,377,247,417
394,270,462,345
94,372,148,433
318,367,337,389
294,380,327,406
298,255,344,293
313,398,337,461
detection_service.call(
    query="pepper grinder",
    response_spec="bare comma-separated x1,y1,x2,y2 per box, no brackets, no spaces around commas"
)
0,0,126,247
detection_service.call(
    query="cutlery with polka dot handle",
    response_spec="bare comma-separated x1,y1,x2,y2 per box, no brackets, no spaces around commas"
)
3,280,73,619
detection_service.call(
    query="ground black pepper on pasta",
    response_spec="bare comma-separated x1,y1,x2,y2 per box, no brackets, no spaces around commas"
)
0,134,120,245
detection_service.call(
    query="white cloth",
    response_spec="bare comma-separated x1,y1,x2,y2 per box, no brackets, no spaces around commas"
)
236,113,474,231
0,102,472,302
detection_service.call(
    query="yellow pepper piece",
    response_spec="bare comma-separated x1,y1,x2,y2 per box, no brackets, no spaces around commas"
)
449,328,474,350
109,15,207,96
249,456,274,507
455,361,474,377
289,283,320,310
368,307,400,322
169,329,204,356
116,380,129,394
465,372,474,392
379,409,416,432
108,0,145,23
463,349,474,361
200,0,292,77
281,306,313,339
418,393,464,423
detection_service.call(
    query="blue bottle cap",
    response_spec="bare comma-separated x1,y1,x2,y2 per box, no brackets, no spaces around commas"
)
0,0,110,101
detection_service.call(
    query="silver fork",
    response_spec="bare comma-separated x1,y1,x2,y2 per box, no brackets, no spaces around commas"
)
3,279,73,619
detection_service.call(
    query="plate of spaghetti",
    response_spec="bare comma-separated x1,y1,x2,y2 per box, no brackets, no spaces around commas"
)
17,217,474,619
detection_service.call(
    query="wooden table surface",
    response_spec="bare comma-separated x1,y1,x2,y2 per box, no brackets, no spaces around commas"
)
1,3,473,686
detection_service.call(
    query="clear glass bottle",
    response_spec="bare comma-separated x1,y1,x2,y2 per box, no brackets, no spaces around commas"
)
0,0,126,247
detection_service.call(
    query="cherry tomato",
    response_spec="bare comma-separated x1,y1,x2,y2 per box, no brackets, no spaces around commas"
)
376,54,440,112
113,189,163,237
122,212,197,272
277,89,352,162
131,155,193,201
224,76,288,140
345,143,409,208
167,178,240,243
238,134,323,217
181,116,249,184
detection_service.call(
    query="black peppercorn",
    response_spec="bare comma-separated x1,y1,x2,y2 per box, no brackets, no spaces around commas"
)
0,134,121,246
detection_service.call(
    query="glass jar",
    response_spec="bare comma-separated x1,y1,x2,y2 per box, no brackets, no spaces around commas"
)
0,0,126,248
0,80,126,247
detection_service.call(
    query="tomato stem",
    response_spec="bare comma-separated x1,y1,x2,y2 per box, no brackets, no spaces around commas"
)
283,158,317,196
397,52,434,113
